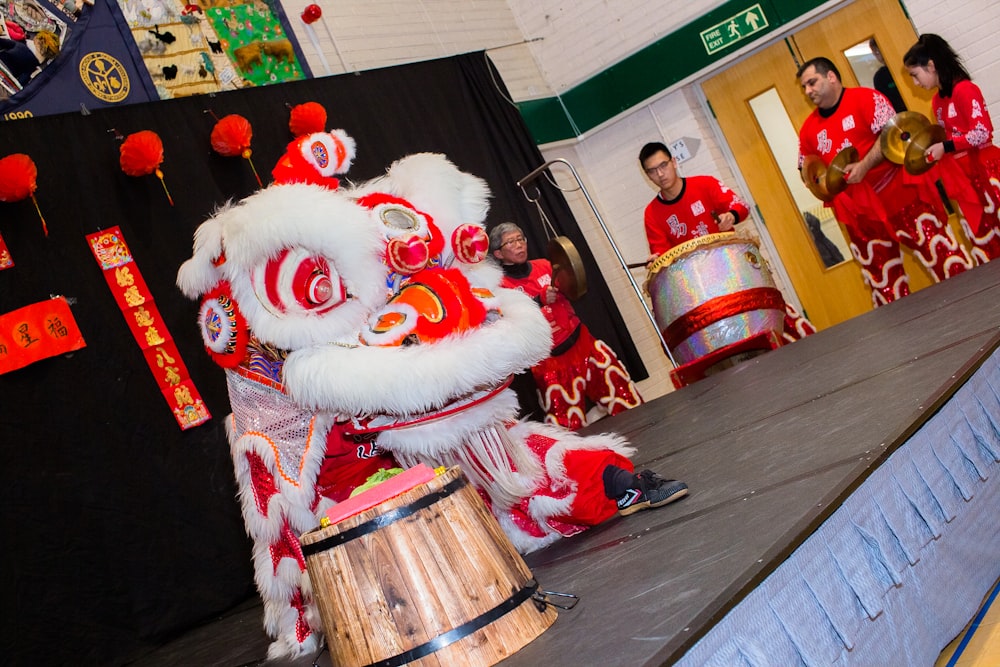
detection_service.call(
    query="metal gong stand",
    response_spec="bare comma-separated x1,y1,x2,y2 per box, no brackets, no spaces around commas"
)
516,158,677,368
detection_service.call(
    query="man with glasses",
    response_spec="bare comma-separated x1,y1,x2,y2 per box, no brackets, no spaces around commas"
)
640,142,749,257
490,222,643,431
639,141,817,342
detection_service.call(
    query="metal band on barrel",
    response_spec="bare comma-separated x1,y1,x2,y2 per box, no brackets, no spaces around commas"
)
300,475,467,555
366,579,541,667
663,286,785,350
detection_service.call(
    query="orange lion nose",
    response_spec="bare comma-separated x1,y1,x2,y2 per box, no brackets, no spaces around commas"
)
364,268,491,347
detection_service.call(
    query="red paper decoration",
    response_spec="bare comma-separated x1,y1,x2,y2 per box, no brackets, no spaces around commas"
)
288,102,327,137
120,130,174,206
211,114,252,158
119,130,164,176
0,153,37,201
210,114,262,187
0,153,48,236
301,3,321,24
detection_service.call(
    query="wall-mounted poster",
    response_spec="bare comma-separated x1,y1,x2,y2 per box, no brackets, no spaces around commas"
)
0,0,308,119
119,0,306,98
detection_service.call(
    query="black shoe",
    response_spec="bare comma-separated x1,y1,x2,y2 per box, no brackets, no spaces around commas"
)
616,469,688,516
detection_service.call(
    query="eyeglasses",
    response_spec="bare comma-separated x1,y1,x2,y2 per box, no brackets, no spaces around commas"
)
645,160,673,176
499,236,527,249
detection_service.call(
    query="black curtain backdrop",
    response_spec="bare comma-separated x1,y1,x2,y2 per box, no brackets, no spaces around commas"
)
0,52,646,665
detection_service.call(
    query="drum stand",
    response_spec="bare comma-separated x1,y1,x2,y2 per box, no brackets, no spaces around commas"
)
516,158,678,368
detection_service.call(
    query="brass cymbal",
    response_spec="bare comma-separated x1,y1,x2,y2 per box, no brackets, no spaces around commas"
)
548,235,587,300
801,155,833,202
826,146,858,196
880,111,932,165
903,124,947,175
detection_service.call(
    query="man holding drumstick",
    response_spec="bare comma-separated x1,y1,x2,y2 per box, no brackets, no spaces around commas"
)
639,142,816,342
639,141,748,257
490,222,644,431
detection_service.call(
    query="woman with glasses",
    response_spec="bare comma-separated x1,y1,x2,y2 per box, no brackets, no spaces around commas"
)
489,221,644,431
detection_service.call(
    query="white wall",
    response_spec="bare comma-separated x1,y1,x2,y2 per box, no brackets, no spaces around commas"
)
504,0,728,92
278,0,1000,401
283,0,551,98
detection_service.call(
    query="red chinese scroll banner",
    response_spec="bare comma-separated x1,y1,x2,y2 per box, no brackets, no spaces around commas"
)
86,226,211,430
0,297,86,374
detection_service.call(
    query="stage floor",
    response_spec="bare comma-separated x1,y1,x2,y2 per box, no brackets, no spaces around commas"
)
127,260,1000,667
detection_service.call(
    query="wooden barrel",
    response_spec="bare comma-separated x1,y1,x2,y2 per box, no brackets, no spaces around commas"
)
299,466,557,667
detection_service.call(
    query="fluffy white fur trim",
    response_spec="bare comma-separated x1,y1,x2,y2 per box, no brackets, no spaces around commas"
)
225,405,332,659
353,153,492,240
460,256,504,290
282,287,552,415
507,419,636,466
496,509,564,554
526,492,577,533
176,208,229,298
374,388,521,456
210,184,387,349
265,613,321,659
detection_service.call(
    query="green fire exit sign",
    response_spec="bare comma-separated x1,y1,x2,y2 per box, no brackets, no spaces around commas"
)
700,3,769,55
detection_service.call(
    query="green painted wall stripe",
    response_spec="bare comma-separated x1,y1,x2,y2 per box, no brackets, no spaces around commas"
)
518,0,829,144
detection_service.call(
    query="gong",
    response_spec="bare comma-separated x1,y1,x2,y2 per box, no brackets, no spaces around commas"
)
548,235,587,300
880,111,931,165
903,124,947,175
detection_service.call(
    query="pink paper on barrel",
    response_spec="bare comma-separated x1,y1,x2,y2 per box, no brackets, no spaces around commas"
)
324,464,438,525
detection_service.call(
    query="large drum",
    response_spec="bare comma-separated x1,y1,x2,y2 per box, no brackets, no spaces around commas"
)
299,466,556,667
646,232,785,367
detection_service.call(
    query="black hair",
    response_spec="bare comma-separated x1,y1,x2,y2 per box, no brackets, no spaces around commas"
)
796,57,841,81
903,33,969,97
638,141,671,164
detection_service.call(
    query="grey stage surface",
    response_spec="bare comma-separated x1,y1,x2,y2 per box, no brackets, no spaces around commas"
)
128,260,1000,667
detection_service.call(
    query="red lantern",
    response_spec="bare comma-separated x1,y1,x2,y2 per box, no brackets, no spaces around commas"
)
210,114,252,158
289,102,327,137
301,3,321,24
120,130,174,206
0,153,47,235
211,114,261,187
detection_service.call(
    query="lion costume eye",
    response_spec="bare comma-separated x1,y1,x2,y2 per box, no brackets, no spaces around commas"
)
376,203,431,241
305,270,334,305
251,248,345,316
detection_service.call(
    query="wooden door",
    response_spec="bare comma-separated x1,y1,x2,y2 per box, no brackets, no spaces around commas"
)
702,0,930,330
